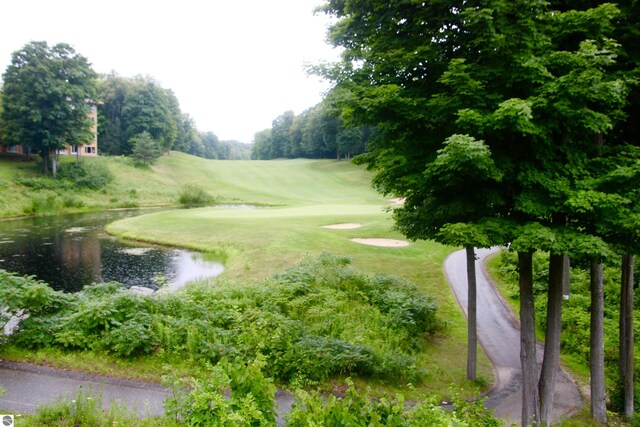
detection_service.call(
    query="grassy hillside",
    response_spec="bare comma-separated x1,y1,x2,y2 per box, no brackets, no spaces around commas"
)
0,153,386,217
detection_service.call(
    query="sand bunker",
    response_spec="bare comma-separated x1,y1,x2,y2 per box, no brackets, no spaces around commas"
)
321,223,363,229
351,238,410,247
389,198,406,205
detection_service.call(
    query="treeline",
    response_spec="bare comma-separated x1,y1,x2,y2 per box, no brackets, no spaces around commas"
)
251,101,373,160
97,73,251,160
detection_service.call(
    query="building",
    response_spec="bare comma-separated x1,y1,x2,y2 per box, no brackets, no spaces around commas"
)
0,104,98,157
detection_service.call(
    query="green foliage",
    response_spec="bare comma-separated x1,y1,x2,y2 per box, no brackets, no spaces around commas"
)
57,161,114,190
251,101,371,160
131,131,162,167
178,184,216,206
5,253,439,386
1,41,97,175
13,174,70,191
165,355,276,426
120,77,180,155
21,387,177,427
287,380,500,426
24,192,62,215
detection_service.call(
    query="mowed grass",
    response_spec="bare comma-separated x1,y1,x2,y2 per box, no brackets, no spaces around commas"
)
0,153,384,217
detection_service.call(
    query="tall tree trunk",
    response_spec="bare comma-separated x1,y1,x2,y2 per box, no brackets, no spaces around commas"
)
590,258,607,423
539,253,565,425
620,253,635,418
51,152,57,178
466,245,477,381
519,251,540,426
21,145,31,161
42,149,49,175
562,255,571,299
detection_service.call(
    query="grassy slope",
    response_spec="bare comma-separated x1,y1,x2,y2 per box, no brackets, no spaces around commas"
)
1,152,492,398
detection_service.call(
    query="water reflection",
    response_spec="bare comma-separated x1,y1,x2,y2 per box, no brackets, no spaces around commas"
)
0,209,224,292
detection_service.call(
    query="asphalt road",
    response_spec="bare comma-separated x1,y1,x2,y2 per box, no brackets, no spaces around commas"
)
0,360,168,417
444,247,582,425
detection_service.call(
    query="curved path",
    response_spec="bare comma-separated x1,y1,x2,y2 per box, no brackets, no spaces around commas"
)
444,247,582,425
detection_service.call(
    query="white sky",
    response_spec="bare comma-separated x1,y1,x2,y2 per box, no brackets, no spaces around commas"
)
0,0,341,143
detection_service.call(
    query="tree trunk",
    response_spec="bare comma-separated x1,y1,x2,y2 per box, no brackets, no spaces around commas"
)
42,149,49,175
21,145,31,161
590,258,607,423
539,253,565,425
51,152,57,178
466,245,477,381
519,251,540,426
562,255,570,299
620,253,635,418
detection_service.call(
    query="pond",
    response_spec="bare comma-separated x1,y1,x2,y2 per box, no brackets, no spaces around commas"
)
0,209,224,292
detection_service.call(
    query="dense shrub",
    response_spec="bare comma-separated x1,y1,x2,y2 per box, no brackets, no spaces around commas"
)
287,380,500,426
57,161,114,189
13,174,69,191
164,356,276,426
24,192,62,215
178,183,216,206
3,253,440,386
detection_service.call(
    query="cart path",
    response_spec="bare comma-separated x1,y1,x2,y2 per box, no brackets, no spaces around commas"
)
444,247,582,425
0,359,295,423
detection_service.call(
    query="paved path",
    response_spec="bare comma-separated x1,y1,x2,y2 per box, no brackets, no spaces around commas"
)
0,359,295,423
0,360,168,417
444,247,582,425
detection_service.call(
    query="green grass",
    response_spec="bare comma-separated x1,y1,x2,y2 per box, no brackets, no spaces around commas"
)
0,152,493,401
0,153,386,217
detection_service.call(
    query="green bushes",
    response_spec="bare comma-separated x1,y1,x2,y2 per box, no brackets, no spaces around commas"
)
3,253,439,387
287,381,500,426
165,356,277,426
57,161,114,189
178,183,217,206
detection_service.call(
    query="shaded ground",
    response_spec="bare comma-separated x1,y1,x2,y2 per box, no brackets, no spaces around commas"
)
444,247,582,425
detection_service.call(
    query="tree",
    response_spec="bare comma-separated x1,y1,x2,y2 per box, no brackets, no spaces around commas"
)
174,114,204,157
201,131,221,159
318,1,628,425
96,72,133,155
1,41,97,176
130,131,161,167
121,77,179,155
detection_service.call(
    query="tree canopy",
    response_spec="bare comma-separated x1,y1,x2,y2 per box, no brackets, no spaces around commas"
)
251,100,371,160
97,73,251,160
1,41,97,175
318,0,637,423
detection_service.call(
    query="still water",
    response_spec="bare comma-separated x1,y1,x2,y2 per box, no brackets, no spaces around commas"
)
0,209,224,292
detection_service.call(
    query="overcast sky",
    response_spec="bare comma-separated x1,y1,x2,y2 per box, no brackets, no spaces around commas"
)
0,0,341,143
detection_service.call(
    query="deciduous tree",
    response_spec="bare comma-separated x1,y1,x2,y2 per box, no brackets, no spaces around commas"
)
1,41,96,176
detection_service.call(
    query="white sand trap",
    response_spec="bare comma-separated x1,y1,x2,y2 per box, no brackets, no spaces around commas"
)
351,238,410,247
389,198,406,205
321,223,363,229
